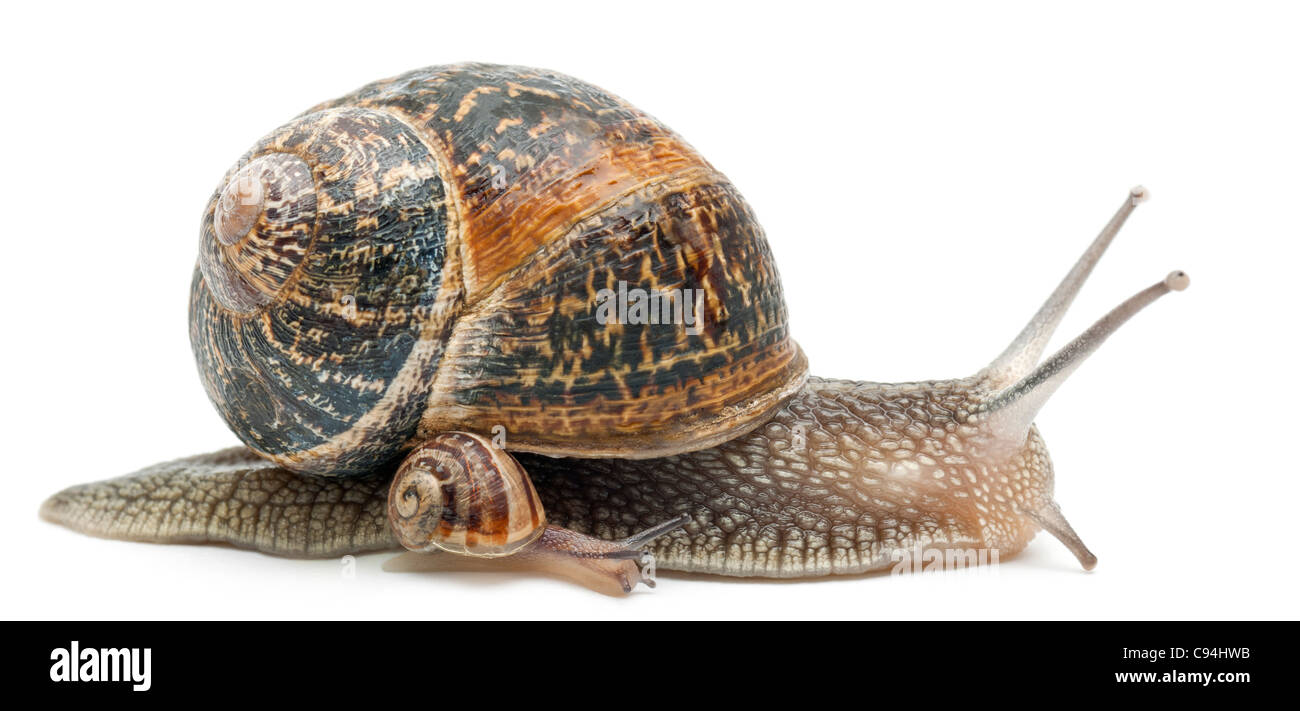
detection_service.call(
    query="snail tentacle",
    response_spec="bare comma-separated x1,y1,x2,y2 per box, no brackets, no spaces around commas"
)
979,186,1151,390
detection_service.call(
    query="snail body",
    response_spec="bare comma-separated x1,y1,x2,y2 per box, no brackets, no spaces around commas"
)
42,64,1187,593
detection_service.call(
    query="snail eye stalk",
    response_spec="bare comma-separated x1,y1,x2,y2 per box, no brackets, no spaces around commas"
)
980,186,1151,390
982,270,1188,442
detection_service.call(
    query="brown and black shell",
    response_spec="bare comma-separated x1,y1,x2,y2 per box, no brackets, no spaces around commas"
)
191,63,807,476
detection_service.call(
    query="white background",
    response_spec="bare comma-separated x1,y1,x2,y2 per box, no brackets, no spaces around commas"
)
2,1,1295,620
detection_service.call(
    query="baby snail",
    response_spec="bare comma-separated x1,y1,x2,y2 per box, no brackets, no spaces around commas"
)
42,64,1187,595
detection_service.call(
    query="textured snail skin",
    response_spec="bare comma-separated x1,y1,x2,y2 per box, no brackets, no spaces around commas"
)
528,377,1054,577
41,448,395,558
41,377,1061,577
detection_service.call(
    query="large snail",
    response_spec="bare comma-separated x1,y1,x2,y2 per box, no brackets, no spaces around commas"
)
41,63,1187,594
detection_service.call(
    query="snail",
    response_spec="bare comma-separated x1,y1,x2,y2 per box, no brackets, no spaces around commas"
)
41,63,1187,594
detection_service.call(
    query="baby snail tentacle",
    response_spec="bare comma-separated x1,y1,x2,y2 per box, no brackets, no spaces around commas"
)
388,433,546,558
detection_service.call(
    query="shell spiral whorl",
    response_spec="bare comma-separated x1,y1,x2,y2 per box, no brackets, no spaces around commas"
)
388,432,546,557
203,153,315,312
190,106,453,476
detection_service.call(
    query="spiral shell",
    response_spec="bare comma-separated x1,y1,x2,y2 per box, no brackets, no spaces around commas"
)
191,107,454,476
190,63,807,478
203,154,315,311
388,432,545,557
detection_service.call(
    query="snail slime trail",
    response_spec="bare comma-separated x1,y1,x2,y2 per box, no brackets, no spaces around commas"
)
41,65,1188,593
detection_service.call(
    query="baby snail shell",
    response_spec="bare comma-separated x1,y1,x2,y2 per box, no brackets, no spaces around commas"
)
388,432,546,557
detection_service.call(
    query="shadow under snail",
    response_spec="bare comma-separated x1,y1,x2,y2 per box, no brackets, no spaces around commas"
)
41,63,1188,594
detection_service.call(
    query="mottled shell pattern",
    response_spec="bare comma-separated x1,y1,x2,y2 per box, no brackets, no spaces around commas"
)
191,63,808,477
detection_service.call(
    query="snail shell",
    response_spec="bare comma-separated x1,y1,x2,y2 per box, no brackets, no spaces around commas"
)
388,432,545,557
191,63,808,477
